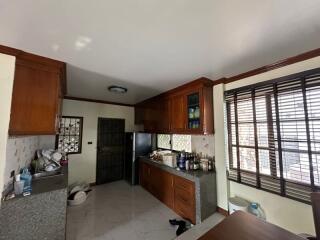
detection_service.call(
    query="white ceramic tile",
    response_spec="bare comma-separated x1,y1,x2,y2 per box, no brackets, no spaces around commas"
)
67,181,182,240
3,136,39,189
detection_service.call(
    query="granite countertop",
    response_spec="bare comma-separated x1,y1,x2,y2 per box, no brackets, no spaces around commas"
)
2,164,68,204
139,156,215,182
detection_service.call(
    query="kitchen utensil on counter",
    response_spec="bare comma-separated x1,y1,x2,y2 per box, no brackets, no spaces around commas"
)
52,152,62,162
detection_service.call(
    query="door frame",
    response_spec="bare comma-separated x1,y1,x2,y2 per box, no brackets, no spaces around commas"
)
95,117,125,184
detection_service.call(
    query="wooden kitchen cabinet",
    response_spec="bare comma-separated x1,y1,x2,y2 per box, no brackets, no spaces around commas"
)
154,168,174,209
0,45,66,135
170,93,186,132
174,175,195,223
156,97,171,133
139,161,195,224
135,77,214,134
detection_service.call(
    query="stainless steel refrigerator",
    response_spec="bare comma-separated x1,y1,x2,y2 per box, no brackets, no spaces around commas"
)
124,132,152,185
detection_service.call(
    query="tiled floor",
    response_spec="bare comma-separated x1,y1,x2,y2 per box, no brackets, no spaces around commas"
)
66,181,223,240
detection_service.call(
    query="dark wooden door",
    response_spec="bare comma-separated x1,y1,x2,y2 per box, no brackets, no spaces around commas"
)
170,93,186,132
96,118,125,185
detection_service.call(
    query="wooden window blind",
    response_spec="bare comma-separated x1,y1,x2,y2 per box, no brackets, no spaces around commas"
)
225,68,320,204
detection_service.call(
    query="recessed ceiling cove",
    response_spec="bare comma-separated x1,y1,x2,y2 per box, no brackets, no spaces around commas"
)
1,0,320,104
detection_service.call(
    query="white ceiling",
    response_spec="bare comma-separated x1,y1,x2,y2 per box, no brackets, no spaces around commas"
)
1,0,320,104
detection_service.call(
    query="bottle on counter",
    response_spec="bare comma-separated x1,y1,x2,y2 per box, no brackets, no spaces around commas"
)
208,160,213,171
178,151,186,170
20,167,32,196
185,160,190,171
189,159,194,170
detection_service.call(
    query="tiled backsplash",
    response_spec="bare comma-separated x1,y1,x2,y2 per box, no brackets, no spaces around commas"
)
191,135,214,157
3,135,55,191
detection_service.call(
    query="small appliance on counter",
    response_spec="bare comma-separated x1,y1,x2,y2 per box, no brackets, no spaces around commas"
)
150,150,177,168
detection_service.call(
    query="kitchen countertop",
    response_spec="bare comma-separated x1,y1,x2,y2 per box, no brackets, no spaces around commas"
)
0,165,68,240
2,164,68,203
139,156,215,181
139,156,217,224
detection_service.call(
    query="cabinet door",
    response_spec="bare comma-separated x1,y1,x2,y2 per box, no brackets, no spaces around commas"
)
157,97,171,133
140,162,149,190
170,94,186,132
144,101,157,132
149,165,161,198
9,63,60,135
158,170,174,209
174,176,195,224
185,89,203,134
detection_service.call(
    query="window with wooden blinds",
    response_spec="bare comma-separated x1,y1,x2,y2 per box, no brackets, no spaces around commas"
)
225,68,320,204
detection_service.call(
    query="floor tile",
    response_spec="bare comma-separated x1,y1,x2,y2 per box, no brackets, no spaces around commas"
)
67,181,179,240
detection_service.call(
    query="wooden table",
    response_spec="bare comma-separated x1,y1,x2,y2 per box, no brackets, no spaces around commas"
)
198,211,304,240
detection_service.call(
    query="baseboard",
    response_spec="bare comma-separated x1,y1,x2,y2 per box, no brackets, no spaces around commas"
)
216,206,229,216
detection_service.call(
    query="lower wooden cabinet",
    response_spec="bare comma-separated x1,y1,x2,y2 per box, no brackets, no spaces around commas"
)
174,176,195,223
140,161,196,224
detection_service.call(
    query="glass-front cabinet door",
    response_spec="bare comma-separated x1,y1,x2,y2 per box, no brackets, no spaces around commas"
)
187,92,201,130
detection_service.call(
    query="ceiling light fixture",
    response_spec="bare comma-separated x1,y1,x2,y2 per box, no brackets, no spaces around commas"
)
108,85,128,94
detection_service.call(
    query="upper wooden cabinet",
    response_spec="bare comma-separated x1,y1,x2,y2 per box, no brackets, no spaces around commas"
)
135,78,214,134
170,93,186,133
0,45,66,135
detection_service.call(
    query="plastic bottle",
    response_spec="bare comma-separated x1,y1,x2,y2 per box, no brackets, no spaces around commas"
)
248,203,266,220
20,167,32,194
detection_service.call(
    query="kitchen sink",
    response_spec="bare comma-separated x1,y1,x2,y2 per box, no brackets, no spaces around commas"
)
32,168,63,180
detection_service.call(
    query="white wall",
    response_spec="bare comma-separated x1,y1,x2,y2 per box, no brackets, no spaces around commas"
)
229,181,314,234
213,56,320,235
0,54,15,199
62,99,135,185
213,84,229,210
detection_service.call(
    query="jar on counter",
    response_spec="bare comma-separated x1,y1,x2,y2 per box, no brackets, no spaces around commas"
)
200,159,209,172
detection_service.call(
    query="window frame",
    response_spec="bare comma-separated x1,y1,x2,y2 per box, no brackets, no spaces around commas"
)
225,68,320,204
55,116,83,154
